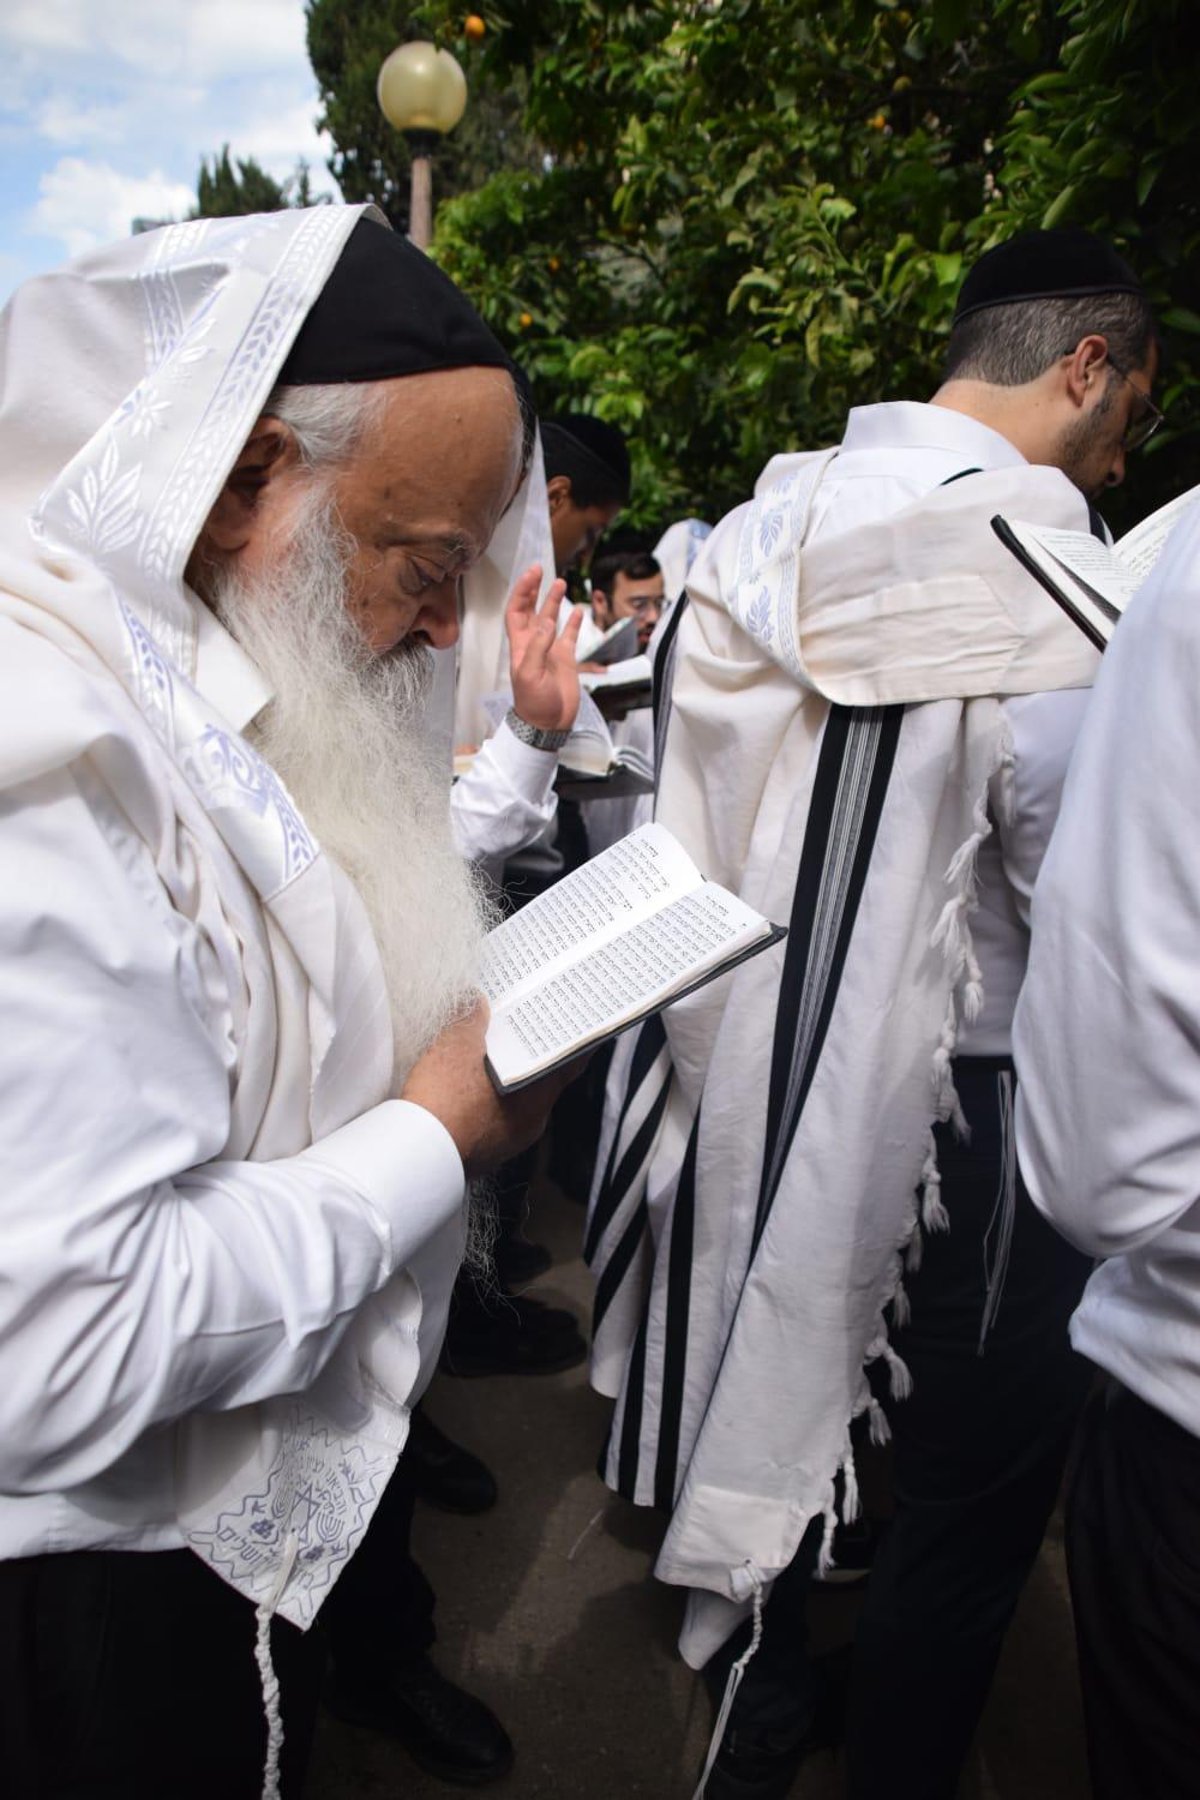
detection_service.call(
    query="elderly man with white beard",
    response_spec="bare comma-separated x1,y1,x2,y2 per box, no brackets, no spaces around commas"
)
0,209,579,1800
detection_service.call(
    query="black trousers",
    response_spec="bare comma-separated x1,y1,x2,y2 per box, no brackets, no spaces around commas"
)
845,1056,1093,1798
1066,1382,1200,1800
718,1058,1092,1796
321,1447,436,1679
0,1545,324,1799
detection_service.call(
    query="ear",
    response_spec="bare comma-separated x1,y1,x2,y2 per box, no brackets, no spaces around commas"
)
1063,334,1111,410
591,586,611,624
546,473,574,515
198,417,303,555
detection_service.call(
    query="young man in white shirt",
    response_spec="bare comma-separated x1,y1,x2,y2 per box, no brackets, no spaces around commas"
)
1014,496,1200,1800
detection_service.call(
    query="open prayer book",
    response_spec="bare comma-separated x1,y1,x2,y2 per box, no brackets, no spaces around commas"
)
578,653,653,714
555,690,654,799
991,482,1200,650
574,611,639,666
469,691,654,797
480,822,786,1090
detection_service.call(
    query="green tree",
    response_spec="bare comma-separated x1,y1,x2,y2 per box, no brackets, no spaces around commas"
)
305,0,540,233
430,0,1068,522
987,0,1200,525
192,147,321,218
309,0,1197,525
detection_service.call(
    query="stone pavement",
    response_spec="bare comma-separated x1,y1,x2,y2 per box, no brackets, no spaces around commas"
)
308,1175,1091,1800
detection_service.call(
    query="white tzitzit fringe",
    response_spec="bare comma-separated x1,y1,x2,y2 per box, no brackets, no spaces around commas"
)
977,1068,1018,1351
692,1563,765,1800
255,1532,300,1800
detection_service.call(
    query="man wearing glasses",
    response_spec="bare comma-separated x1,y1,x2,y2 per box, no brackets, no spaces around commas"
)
596,229,1161,1800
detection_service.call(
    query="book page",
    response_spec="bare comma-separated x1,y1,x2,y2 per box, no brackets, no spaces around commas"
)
480,822,702,1010
579,653,653,693
559,689,617,778
485,882,770,1086
1025,525,1141,609
1116,486,1200,585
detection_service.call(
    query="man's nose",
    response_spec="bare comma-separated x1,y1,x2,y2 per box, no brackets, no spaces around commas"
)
418,583,461,650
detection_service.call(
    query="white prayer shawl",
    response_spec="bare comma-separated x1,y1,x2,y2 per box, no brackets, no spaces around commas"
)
0,207,462,1634
586,449,1098,1665
453,432,556,748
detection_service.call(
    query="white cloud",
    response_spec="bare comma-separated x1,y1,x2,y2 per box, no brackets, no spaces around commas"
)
0,0,307,79
31,157,195,258
0,0,343,287
34,95,128,146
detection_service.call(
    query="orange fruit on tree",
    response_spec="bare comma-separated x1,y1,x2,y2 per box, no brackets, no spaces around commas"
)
465,14,486,40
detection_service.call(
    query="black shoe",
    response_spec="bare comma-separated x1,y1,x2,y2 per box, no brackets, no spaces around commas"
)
326,1655,514,1786
440,1294,587,1378
493,1236,553,1288
405,1410,498,1515
700,1646,849,1799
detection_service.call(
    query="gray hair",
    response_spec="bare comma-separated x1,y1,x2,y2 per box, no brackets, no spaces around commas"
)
943,290,1157,386
263,368,533,479
259,381,387,471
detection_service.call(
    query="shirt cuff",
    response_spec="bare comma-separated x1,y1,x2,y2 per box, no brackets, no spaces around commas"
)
300,1100,465,1272
486,718,561,800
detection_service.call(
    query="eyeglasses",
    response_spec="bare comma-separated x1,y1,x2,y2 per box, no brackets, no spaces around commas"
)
628,593,663,616
1106,354,1164,453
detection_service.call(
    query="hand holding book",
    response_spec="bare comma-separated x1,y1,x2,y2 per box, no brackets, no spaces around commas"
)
481,823,785,1090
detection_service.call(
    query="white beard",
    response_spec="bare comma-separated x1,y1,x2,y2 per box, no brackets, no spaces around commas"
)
209,483,490,1087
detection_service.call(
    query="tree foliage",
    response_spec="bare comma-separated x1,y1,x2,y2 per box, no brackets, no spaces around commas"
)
311,0,1199,526
306,1,540,233
193,147,319,218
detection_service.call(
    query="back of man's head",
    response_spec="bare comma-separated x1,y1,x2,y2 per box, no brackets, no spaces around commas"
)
541,414,631,510
942,228,1155,387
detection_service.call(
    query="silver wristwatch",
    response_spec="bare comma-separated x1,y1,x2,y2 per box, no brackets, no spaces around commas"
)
504,707,571,753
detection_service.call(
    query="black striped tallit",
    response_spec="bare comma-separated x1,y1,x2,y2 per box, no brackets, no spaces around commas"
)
609,700,904,1509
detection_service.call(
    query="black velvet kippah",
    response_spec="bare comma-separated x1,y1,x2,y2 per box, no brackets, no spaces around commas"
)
542,414,631,494
279,216,510,384
954,228,1144,324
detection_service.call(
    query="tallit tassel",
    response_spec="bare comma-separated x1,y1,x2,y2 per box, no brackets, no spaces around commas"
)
254,1532,300,1800
816,1507,838,1578
891,1278,911,1329
920,1132,951,1234
977,1069,1018,1353
904,1216,924,1273
867,1398,892,1446
692,1564,765,1800
840,1440,861,1526
881,1344,913,1401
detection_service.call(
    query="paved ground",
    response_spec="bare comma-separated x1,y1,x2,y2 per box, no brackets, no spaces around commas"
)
309,1174,1090,1800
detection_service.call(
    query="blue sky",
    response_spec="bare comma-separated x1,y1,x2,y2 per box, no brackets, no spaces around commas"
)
0,0,342,305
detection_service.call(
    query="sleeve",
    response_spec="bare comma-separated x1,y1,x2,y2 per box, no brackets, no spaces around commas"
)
450,718,559,882
0,763,464,1494
1015,505,1200,1258
993,689,1092,929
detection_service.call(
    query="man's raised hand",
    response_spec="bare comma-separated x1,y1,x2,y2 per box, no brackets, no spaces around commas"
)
506,564,583,732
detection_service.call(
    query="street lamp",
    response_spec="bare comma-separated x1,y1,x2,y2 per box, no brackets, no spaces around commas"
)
377,41,468,251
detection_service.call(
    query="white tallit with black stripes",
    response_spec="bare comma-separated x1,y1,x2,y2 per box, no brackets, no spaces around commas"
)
586,432,1099,1666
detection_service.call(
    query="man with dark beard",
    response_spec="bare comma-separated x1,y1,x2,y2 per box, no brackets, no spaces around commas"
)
0,209,575,1799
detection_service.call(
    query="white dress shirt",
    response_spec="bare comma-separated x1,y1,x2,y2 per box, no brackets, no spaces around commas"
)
1016,501,1200,1439
450,718,558,882
0,611,465,1563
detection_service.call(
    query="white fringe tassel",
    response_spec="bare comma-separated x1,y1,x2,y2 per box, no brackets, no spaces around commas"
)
977,1068,1018,1352
692,1564,765,1800
255,1533,300,1800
